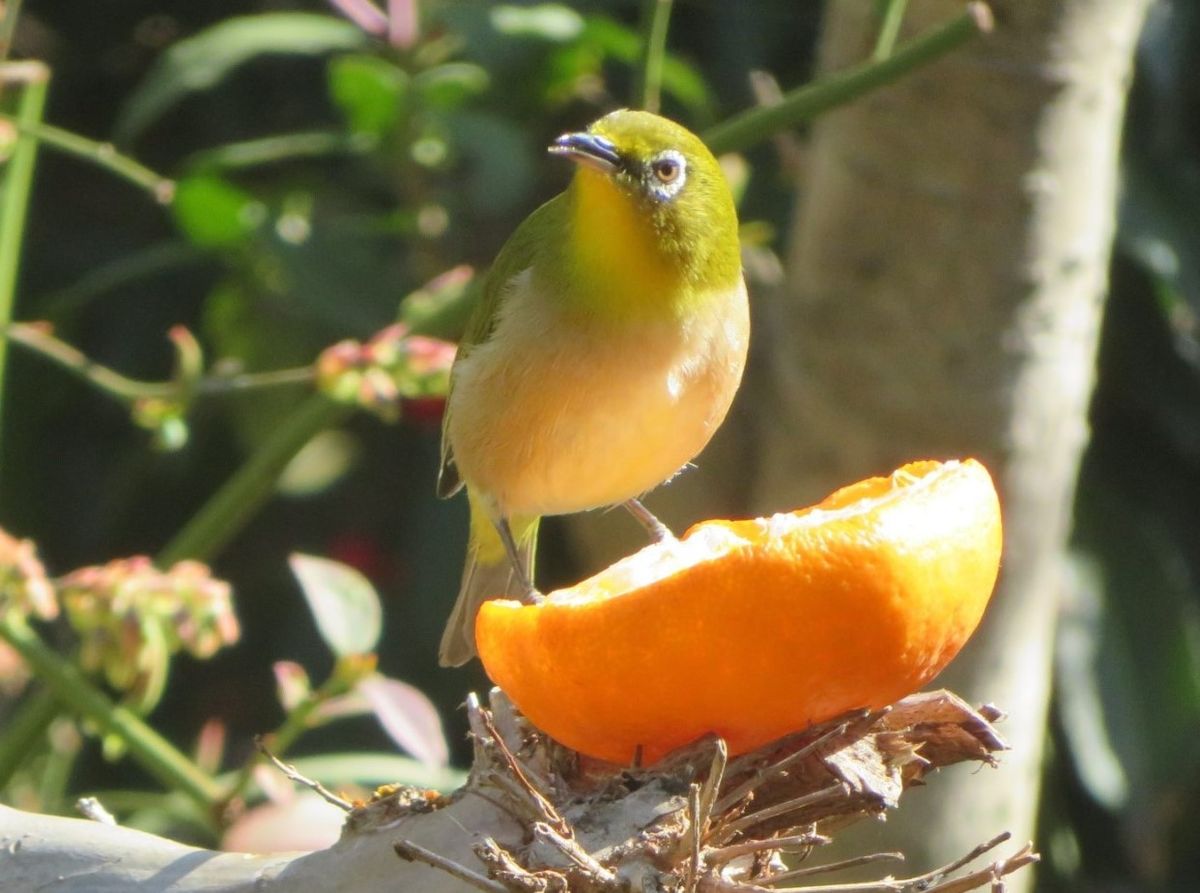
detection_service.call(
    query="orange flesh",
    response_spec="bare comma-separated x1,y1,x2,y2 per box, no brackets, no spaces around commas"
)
477,459,1002,764
555,462,948,602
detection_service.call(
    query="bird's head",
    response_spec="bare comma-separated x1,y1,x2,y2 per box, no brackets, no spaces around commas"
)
549,109,740,295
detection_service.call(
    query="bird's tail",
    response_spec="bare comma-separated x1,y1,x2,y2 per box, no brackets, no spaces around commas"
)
438,494,539,667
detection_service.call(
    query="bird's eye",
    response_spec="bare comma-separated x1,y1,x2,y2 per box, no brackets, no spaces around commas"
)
652,157,681,184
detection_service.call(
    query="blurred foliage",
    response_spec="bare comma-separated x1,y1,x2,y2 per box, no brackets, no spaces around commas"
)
1044,1,1200,890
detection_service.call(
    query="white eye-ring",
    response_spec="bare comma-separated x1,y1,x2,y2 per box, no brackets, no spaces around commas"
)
647,150,687,200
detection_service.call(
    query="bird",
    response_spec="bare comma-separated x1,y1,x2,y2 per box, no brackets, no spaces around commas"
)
436,108,748,666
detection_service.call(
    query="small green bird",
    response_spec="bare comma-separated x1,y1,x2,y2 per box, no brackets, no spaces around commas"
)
437,109,748,666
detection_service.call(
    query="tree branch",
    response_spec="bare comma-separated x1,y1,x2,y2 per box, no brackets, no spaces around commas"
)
0,689,1032,892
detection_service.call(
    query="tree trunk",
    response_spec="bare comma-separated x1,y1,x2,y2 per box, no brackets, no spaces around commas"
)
744,0,1151,881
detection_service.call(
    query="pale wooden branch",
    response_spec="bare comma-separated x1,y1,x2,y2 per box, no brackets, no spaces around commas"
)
0,689,1034,892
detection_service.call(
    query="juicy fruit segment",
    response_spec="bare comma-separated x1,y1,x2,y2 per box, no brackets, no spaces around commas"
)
476,459,1003,764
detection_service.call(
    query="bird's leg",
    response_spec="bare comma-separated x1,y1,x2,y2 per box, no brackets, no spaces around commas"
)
496,517,543,604
623,498,675,543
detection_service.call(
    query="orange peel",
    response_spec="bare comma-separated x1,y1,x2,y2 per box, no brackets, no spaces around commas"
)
476,459,1003,764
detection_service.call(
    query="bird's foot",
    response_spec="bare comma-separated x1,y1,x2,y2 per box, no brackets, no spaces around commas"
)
623,498,676,544
522,587,546,606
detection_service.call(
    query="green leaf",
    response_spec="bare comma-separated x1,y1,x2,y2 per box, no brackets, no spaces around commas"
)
358,674,449,767
277,429,360,497
171,174,265,248
490,4,585,42
328,54,409,137
115,13,367,144
414,62,490,109
289,553,383,657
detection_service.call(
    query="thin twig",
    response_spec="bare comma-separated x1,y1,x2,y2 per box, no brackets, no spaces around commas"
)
254,736,353,812
704,3,993,154
765,852,905,885
919,844,1038,893
394,839,508,893
465,691,491,768
479,709,568,835
696,738,727,832
905,832,1010,887
720,782,848,837
716,718,860,816
707,832,831,866
763,841,1037,893
533,821,618,885
686,784,702,893
484,691,556,797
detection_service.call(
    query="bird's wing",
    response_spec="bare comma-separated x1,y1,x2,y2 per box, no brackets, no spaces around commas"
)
436,193,567,499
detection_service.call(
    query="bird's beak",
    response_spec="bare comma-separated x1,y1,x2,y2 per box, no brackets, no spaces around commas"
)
548,132,621,174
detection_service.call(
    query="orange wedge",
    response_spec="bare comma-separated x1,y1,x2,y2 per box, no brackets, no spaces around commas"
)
476,459,1002,764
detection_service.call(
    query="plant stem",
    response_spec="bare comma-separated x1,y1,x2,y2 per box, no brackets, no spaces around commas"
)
0,613,223,814
0,112,175,203
38,241,201,317
633,0,674,114
3,321,176,404
703,2,992,155
156,394,350,566
0,684,57,790
872,0,911,61
0,0,23,62
0,61,47,501
37,717,80,813
186,129,362,172
3,321,314,405
198,366,314,395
